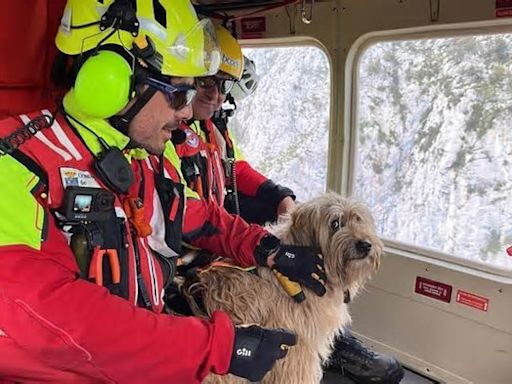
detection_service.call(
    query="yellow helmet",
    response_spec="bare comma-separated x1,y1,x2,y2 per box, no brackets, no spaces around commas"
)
214,24,243,80
55,0,220,77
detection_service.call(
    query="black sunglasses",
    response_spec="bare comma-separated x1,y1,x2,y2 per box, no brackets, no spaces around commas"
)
196,76,236,95
145,77,197,110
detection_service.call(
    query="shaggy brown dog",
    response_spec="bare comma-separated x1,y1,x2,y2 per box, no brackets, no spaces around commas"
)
193,193,382,384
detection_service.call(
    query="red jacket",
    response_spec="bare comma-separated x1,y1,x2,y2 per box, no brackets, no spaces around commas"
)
175,119,295,224
175,122,227,205
175,120,269,203
0,105,268,382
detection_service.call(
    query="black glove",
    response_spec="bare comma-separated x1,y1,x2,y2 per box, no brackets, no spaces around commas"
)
273,245,327,296
229,325,297,382
255,236,327,297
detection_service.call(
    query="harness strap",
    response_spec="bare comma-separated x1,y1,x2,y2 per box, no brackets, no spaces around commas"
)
199,120,211,142
211,116,239,213
9,149,48,191
199,260,257,274
212,112,235,159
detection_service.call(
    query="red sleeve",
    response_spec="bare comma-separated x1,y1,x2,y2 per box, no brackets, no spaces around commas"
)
183,197,268,267
235,160,268,197
0,221,234,383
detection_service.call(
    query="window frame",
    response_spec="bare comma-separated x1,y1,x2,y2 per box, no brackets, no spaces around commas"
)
344,19,512,280
235,37,334,199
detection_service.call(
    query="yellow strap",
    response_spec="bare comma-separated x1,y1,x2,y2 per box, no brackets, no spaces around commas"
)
199,260,257,274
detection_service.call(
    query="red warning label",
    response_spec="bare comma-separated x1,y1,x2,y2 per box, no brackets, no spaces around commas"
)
415,277,452,303
496,0,512,17
456,290,489,312
240,17,266,39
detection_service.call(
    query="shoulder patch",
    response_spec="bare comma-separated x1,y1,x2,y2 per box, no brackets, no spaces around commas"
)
185,128,200,148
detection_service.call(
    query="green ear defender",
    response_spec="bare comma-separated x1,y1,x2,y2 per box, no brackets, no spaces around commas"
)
74,50,134,119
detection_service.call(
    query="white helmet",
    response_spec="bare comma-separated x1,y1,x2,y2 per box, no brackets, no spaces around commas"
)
230,55,259,101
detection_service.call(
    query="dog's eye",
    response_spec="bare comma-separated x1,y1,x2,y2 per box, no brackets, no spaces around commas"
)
330,220,341,232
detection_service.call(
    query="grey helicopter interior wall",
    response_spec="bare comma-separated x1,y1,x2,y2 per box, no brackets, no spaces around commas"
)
210,1,512,383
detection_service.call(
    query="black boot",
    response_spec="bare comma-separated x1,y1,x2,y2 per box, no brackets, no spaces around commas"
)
326,330,404,384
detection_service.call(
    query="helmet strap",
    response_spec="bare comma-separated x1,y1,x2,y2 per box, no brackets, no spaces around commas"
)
109,86,157,134
100,0,139,36
225,93,237,113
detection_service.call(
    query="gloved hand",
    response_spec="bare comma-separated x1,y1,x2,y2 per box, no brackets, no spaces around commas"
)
272,244,327,296
229,325,297,382
255,235,327,297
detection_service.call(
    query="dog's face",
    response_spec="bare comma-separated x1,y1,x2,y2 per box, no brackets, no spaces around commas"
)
287,193,382,290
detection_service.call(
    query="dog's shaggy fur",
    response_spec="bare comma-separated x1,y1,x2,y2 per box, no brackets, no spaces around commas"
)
193,193,383,384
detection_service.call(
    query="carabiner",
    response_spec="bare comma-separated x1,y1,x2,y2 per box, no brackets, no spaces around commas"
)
301,0,314,24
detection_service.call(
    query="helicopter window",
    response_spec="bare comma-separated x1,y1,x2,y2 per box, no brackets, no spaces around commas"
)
353,33,512,272
229,44,331,201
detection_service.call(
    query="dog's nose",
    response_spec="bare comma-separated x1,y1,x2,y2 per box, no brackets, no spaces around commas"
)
355,240,372,255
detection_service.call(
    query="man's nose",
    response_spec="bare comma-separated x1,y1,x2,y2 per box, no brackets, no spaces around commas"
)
176,103,193,120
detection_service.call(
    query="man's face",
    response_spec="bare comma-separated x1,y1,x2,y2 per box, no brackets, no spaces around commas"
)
192,74,230,120
127,77,194,155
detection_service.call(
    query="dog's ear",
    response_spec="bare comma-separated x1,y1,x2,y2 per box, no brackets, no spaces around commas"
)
288,202,318,246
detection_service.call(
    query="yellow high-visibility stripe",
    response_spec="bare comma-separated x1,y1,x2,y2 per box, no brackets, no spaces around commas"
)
0,156,44,250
